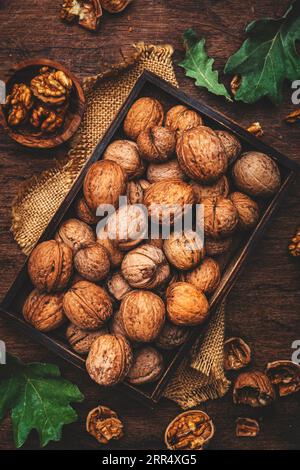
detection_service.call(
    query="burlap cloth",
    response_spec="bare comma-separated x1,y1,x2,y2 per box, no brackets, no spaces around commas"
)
11,43,230,409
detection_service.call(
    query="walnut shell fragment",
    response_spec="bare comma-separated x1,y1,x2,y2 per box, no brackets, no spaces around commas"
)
124,97,164,140
265,360,300,397
224,337,251,371
23,289,66,332
66,323,108,355
127,346,164,385
101,0,133,13
236,418,260,438
233,371,275,407
165,410,214,450
86,406,124,444
61,0,103,31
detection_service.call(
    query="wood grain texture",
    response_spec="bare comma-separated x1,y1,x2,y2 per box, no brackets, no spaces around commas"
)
0,0,299,450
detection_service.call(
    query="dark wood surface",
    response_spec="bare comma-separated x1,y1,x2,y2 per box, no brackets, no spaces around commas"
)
0,0,299,450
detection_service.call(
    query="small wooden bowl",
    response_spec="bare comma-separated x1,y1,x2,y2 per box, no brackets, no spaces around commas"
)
0,59,85,149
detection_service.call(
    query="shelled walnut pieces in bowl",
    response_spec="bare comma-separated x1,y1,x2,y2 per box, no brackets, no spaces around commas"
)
22,95,282,391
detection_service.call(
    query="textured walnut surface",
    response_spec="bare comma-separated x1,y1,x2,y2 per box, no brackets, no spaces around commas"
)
137,126,176,162
124,97,164,140
155,321,189,350
203,196,239,239
55,218,95,253
163,230,204,271
23,289,66,332
192,175,229,203
166,282,209,326
146,159,188,183
127,346,164,385
66,323,108,355
165,105,203,135
185,257,221,294
215,130,242,165
103,139,144,179
74,242,110,282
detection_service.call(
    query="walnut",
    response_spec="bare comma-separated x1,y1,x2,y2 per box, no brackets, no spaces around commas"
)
233,371,275,407
23,289,66,332
74,242,110,282
224,337,251,371
119,290,165,342
86,334,132,386
165,105,203,136
232,152,281,197
229,192,260,230
288,227,300,257
55,218,95,253
163,230,205,271
166,282,209,326
75,197,99,225
30,105,64,133
28,240,73,292
146,160,188,183
185,257,221,294
83,160,127,212
192,175,229,203
66,323,108,355
63,280,113,330
123,97,164,140
30,68,73,106
155,321,189,350
236,418,260,438
176,126,228,183
202,196,239,239
143,179,195,224
101,0,133,13
205,236,233,256
127,346,164,385
6,83,33,126
103,204,148,251
103,140,144,180
107,272,132,301
137,126,176,162
109,309,127,337
97,231,124,268
215,130,242,165
265,360,300,397
86,406,124,444
121,244,170,289
127,179,150,204
61,0,102,31
165,410,214,450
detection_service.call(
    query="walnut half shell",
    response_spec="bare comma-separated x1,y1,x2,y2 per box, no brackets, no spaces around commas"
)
86,406,124,444
224,337,251,371
265,360,300,397
233,371,275,407
165,410,214,450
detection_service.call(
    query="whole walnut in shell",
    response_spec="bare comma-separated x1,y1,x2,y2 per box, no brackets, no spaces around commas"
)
127,179,150,204
127,346,164,385
163,230,205,271
124,97,164,140
109,309,127,338
176,126,228,183
185,257,221,294
165,105,203,135
74,242,111,282
103,140,144,179
86,334,133,386
28,240,73,292
97,230,124,268
83,160,127,212
166,282,209,326
119,290,165,342
202,197,239,239
137,126,176,162
205,237,233,256
215,130,242,165
192,175,229,203
66,323,108,355
155,321,189,350
101,0,133,13
232,152,281,197
121,243,170,289
23,289,65,332
107,272,132,301
147,160,188,184
229,192,260,230
75,197,99,225
63,280,113,330
55,218,95,253
143,179,195,224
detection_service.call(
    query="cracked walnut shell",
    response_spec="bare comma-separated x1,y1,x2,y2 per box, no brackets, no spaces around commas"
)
127,346,164,385
86,406,124,444
101,0,133,13
31,68,72,106
165,410,214,450
165,105,203,135
137,126,176,162
66,323,108,355
163,230,205,271
185,257,221,294
63,280,113,330
119,290,165,343
265,360,300,397
123,97,164,140
103,140,144,179
176,126,228,183
224,337,251,371
229,192,260,230
166,282,209,327
55,218,95,253
202,196,239,239
233,370,275,407
86,334,133,386
215,130,242,165
23,289,66,332
61,0,102,31
28,240,73,293
74,242,111,282
146,160,188,183
83,160,127,212
236,418,260,438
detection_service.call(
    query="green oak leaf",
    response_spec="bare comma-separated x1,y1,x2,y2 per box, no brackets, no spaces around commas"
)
179,28,232,101
225,0,300,105
0,354,84,448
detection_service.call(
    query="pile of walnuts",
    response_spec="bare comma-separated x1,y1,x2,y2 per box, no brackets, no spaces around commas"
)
5,67,73,133
23,96,281,389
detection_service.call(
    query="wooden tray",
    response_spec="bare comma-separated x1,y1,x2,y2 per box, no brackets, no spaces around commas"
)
1,70,299,407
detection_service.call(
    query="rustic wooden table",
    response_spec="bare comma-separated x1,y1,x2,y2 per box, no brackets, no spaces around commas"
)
0,0,299,451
